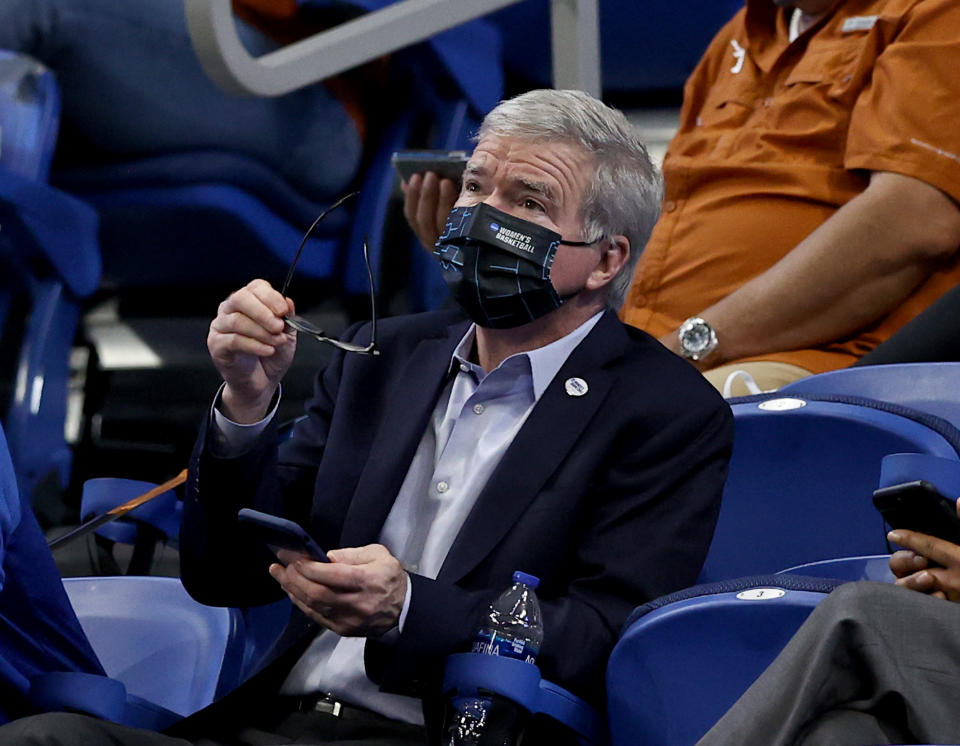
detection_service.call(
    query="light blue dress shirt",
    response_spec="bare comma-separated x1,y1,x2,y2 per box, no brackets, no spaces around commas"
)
214,312,603,724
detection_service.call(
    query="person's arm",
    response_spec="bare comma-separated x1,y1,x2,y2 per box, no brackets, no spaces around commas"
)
661,171,960,369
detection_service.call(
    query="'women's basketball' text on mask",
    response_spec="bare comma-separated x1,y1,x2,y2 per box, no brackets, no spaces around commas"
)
433,203,596,329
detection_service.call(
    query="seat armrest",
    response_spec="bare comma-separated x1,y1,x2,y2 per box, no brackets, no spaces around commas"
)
29,671,127,723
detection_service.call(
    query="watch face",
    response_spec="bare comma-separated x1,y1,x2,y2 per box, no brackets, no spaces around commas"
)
680,318,717,360
684,323,713,354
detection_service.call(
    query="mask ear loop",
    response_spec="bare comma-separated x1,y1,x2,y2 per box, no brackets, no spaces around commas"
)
559,234,606,247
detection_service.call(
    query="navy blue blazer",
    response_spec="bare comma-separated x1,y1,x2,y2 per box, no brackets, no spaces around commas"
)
180,308,732,714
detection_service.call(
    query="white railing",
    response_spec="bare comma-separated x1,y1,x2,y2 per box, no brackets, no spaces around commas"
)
184,0,600,101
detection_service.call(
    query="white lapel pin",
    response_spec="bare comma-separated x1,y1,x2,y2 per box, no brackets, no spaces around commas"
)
564,377,589,397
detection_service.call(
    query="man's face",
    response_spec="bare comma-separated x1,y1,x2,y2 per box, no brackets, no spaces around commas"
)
456,134,602,298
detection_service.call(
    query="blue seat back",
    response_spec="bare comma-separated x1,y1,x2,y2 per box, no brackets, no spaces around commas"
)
0,57,101,507
62,576,244,717
606,575,843,746
700,394,960,582
81,478,182,547
0,51,60,181
780,362,960,428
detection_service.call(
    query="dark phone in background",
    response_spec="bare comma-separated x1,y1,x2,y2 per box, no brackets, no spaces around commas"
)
391,149,470,184
873,480,960,546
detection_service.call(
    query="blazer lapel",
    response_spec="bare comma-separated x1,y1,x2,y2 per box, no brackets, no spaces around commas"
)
339,321,468,547
439,311,629,582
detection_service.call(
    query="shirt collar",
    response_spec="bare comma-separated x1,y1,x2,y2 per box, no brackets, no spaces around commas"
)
448,311,605,400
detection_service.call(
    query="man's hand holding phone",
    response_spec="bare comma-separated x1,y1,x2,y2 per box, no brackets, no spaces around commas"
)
239,508,407,636
269,544,407,638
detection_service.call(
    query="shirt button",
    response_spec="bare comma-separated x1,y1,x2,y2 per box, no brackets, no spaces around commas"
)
763,97,774,108
460,364,469,373
472,403,485,415
663,200,677,212
436,481,449,493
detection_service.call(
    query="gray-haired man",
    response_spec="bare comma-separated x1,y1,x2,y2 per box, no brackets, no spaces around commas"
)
0,90,732,746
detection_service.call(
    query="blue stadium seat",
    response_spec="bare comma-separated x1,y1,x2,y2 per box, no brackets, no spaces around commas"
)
606,575,844,746
0,52,101,508
699,393,960,582
0,420,107,725
776,451,960,581
60,576,246,729
780,362,960,428
78,478,183,575
778,554,895,582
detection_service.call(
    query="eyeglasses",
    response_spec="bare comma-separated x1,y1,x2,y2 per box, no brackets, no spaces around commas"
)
280,191,379,356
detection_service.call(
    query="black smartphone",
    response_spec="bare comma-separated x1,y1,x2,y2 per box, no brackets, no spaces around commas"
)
237,508,328,563
872,480,960,545
391,149,469,184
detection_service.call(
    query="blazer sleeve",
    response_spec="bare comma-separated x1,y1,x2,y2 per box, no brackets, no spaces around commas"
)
178,336,354,608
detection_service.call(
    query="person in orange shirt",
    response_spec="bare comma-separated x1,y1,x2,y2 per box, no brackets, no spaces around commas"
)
405,0,960,395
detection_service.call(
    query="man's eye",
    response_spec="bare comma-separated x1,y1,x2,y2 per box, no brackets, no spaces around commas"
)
523,198,545,212
462,181,480,193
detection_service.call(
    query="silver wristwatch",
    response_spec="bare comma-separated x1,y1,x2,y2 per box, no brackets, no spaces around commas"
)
678,317,718,361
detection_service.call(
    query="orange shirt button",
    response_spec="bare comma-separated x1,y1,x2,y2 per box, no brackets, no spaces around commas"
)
663,200,677,212
763,97,774,108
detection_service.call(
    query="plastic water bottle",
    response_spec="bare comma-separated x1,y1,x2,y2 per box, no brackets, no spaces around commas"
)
445,571,544,745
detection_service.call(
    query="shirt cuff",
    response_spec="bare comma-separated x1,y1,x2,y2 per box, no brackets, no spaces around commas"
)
209,383,281,457
398,573,413,633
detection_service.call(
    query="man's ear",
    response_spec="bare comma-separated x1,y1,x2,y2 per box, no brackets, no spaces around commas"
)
585,235,630,291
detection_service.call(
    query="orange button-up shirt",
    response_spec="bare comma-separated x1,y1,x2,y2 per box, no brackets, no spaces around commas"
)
622,0,960,373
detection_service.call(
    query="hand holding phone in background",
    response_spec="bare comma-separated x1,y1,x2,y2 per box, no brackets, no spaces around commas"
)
394,150,465,253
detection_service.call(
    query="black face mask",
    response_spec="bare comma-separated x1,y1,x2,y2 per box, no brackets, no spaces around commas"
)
433,203,596,329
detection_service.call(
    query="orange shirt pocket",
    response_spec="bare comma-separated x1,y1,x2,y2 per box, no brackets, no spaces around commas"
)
784,41,860,98
774,41,864,155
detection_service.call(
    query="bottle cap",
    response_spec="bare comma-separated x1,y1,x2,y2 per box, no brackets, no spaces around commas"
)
512,571,540,588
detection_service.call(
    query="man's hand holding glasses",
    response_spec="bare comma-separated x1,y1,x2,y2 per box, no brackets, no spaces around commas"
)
208,278,298,424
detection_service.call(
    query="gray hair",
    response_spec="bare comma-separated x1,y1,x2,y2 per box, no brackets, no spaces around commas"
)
478,89,663,309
